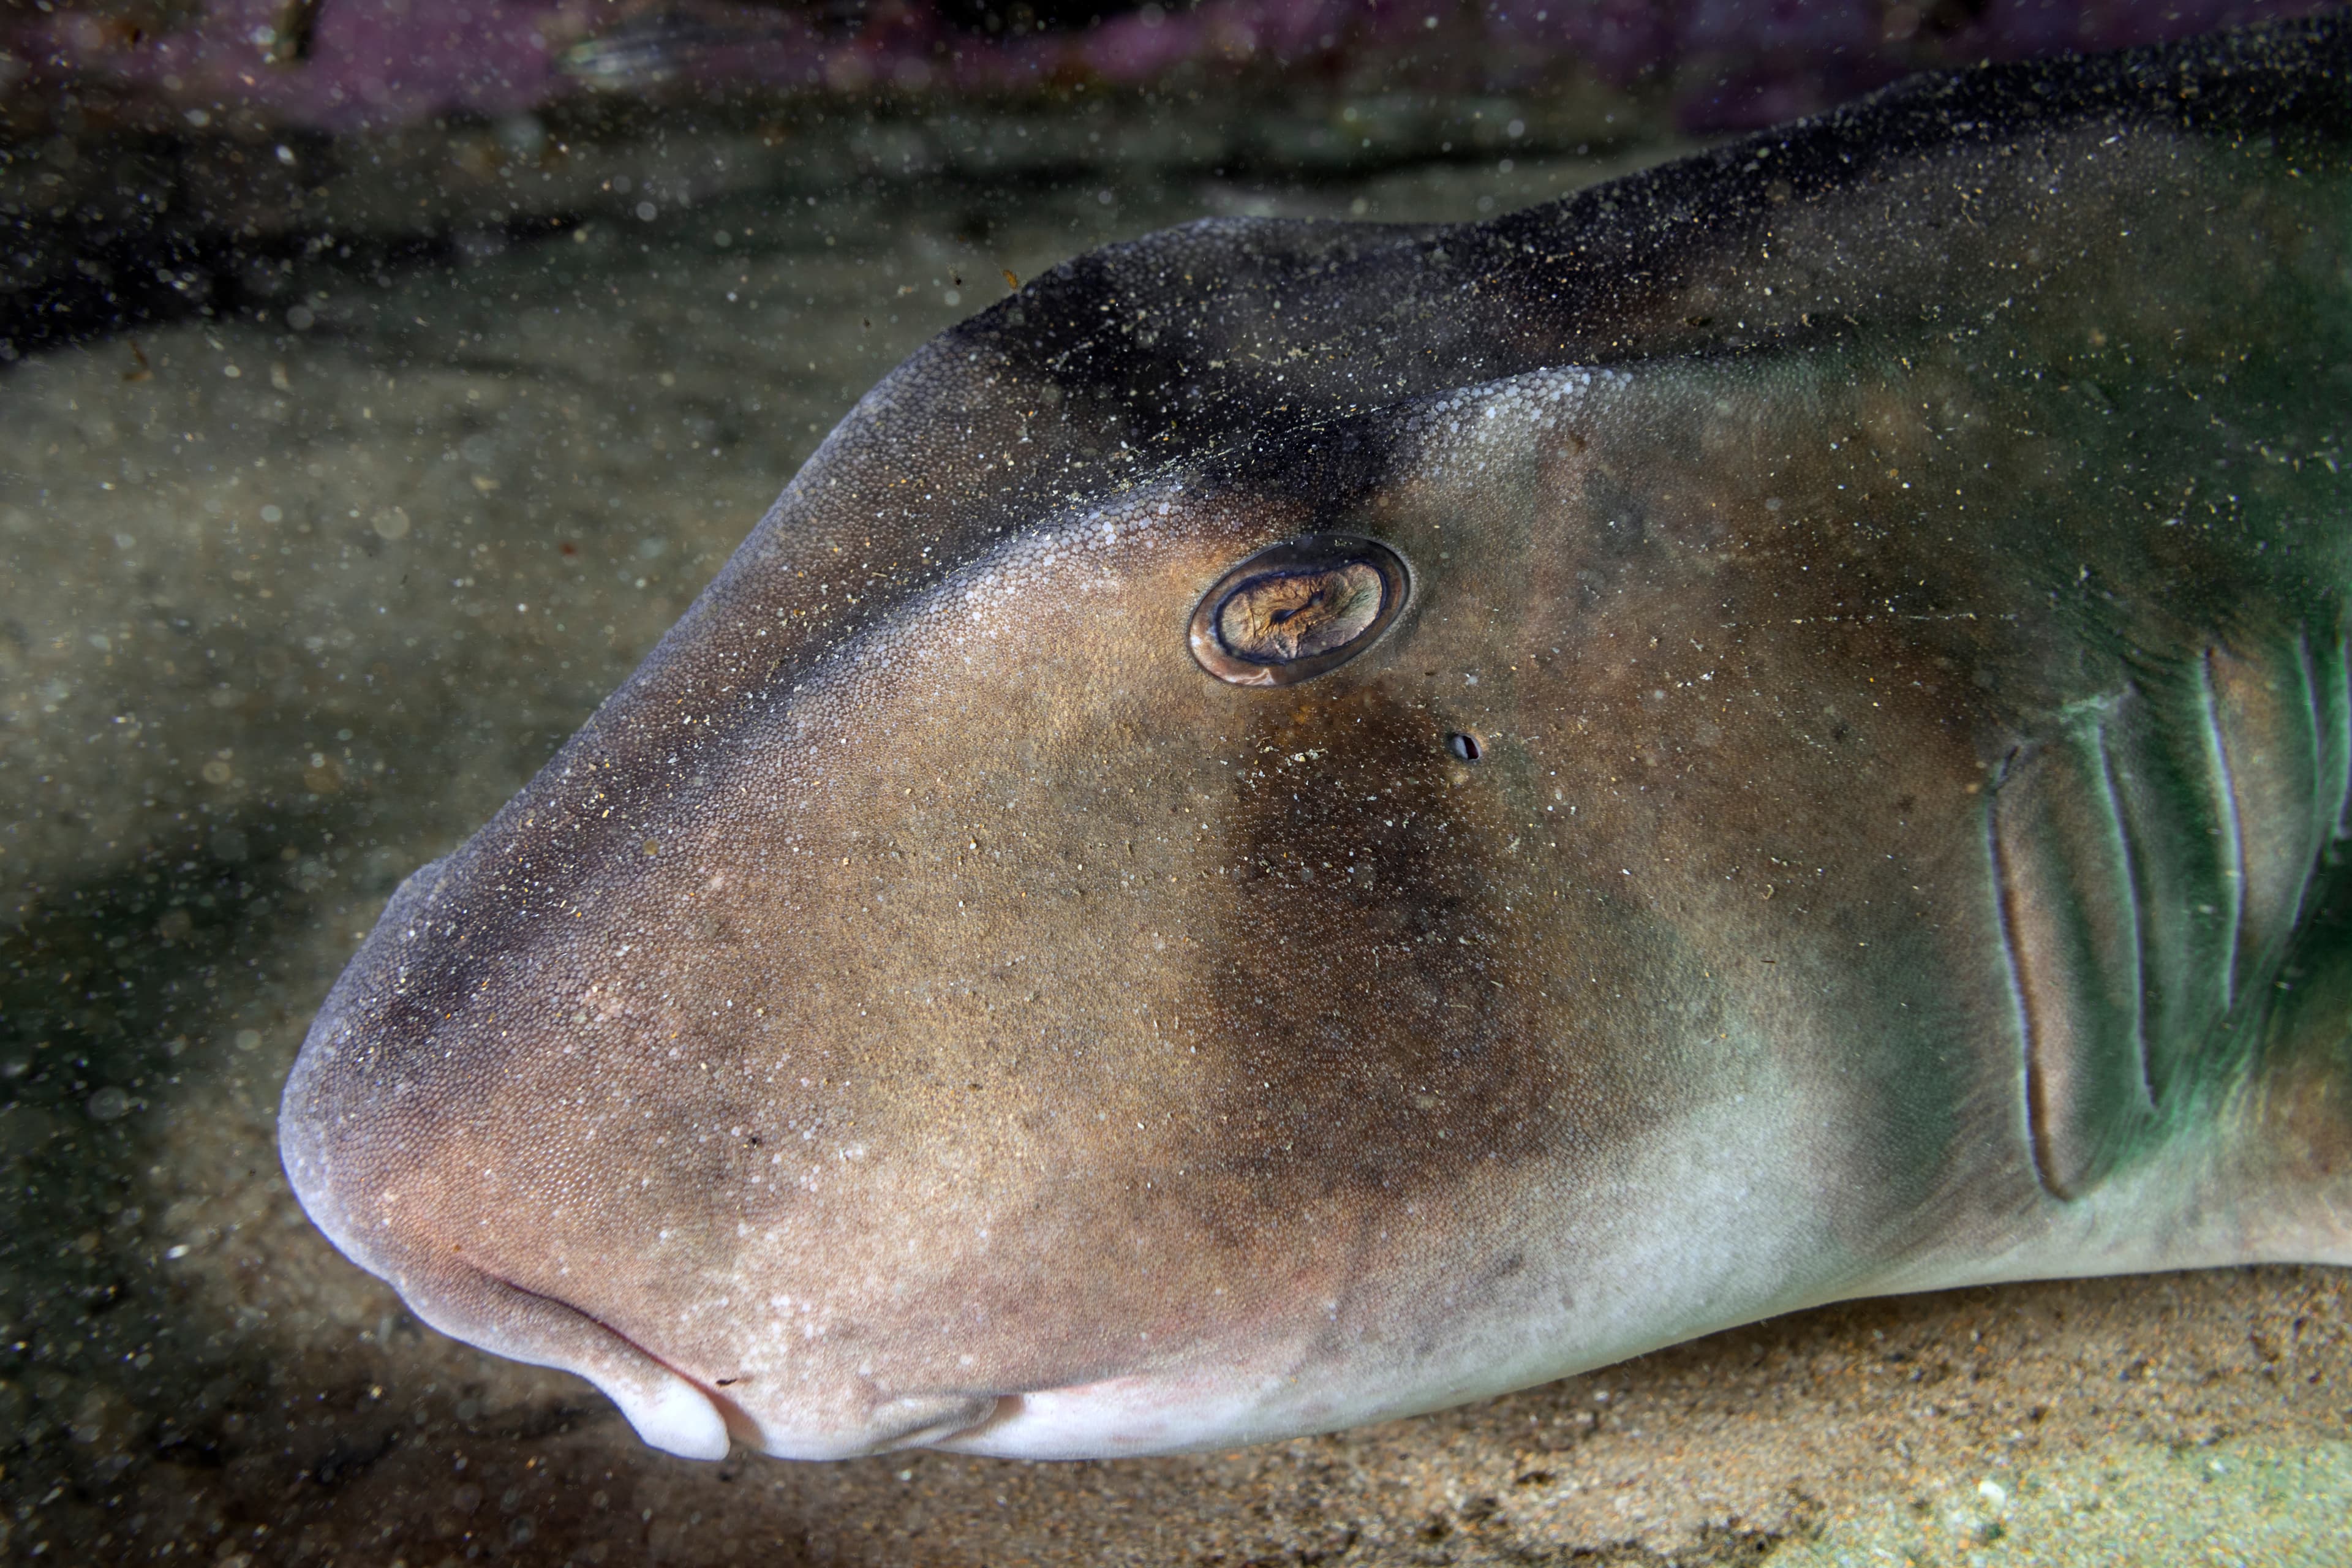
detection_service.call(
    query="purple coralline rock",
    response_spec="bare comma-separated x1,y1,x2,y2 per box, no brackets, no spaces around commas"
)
9,0,567,131
2,0,2339,135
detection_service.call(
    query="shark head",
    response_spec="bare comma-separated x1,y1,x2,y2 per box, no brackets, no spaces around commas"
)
282,18,2352,1461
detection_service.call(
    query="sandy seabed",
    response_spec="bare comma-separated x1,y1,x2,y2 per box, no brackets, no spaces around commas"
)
2,120,2346,1567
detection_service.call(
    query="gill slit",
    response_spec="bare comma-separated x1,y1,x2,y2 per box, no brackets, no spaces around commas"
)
2089,710,2154,1113
2309,626,2352,845
1984,751,2057,1197
2198,649,2246,1011
485,1264,748,1414
2289,629,2345,930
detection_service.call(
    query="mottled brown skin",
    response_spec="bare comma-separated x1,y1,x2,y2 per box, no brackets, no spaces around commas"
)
284,20,2352,1460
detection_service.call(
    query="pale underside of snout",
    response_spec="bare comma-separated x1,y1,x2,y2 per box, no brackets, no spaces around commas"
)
428,1043,1899,1462
372,1049,2343,1465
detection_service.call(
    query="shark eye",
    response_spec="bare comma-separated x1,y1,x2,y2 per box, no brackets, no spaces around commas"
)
1189,535,1408,687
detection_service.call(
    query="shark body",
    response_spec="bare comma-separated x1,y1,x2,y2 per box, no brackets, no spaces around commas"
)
283,19,2352,1461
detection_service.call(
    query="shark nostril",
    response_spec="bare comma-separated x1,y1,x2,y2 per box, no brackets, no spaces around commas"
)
1446,731,1482,763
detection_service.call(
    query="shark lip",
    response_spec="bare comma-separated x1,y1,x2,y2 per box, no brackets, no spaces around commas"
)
352,1247,744,1461
480,1273,748,1459
927,1370,1283,1460
600,1362,738,1460
405,1257,1022,1460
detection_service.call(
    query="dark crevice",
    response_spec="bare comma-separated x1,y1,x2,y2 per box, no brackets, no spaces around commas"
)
1,197,584,362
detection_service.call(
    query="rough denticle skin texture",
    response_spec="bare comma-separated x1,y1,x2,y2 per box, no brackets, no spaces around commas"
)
281,18,2352,1465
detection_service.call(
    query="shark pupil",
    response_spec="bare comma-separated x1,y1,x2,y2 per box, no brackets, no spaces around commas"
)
1267,587,1327,626
1189,535,1408,687
1218,566,1379,662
